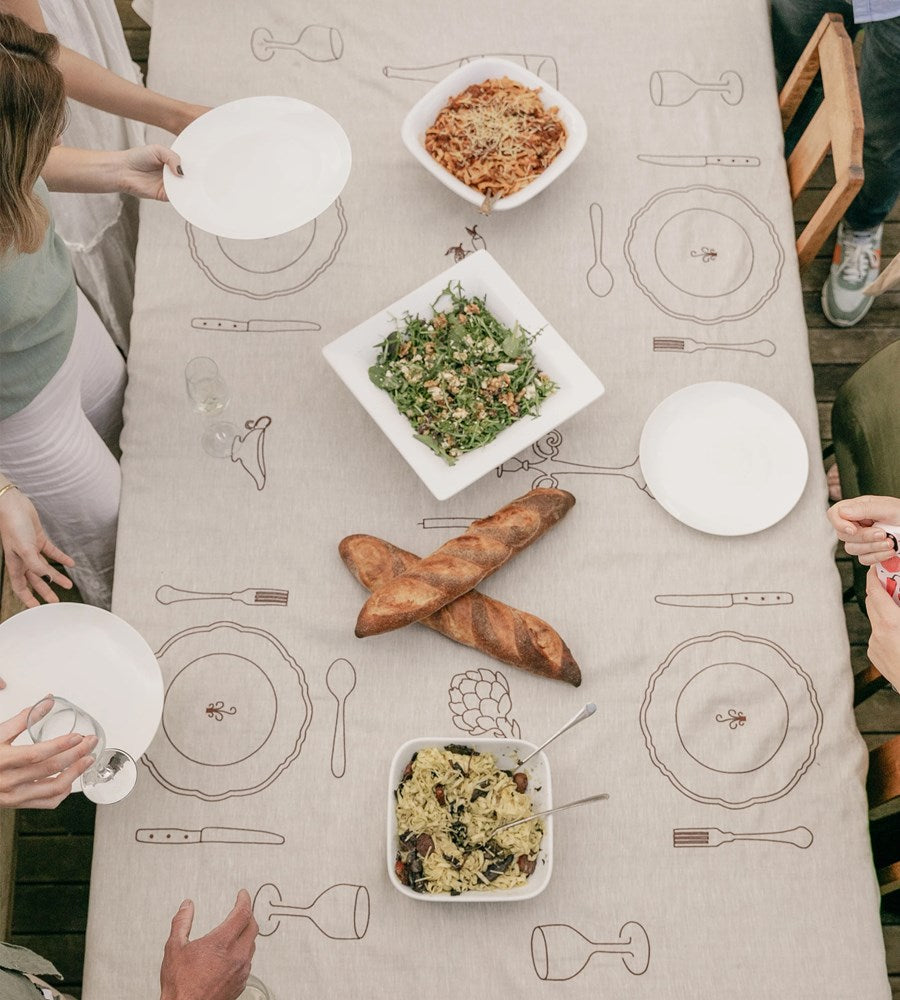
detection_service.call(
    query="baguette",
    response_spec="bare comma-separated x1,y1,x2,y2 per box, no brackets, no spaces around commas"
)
340,534,581,686
354,488,575,637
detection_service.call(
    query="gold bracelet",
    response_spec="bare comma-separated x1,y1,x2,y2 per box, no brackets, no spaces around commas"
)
0,483,20,502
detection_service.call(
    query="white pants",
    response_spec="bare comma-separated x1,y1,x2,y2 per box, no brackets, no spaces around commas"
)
0,288,126,609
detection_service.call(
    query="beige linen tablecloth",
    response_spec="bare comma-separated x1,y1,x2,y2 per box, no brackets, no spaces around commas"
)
84,2,889,997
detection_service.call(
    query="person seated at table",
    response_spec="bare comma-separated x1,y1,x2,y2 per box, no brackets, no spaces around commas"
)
0,11,183,610
1,891,258,1000
0,0,209,351
1,700,258,997
828,494,900,688
771,0,900,328
0,0,208,137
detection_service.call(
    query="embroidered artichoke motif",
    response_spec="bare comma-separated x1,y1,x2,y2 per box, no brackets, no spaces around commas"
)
448,668,520,738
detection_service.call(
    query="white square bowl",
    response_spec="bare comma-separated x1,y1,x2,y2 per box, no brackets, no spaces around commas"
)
400,57,588,211
387,736,553,902
322,250,604,501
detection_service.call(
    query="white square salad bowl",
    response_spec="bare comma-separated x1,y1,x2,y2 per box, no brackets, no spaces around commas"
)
322,250,604,501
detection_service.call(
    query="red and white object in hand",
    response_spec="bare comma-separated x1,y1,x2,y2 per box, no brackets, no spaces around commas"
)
874,522,900,606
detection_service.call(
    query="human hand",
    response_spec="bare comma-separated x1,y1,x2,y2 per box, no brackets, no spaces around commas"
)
827,495,900,565
0,702,97,808
116,144,183,201
159,890,258,1000
865,566,900,689
0,487,74,612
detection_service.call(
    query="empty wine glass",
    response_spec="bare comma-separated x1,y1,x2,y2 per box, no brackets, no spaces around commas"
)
185,357,231,416
27,695,137,804
201,420,239,459
237,974,277,1000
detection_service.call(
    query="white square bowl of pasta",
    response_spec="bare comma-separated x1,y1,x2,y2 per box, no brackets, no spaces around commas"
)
388,737,553,901
400,56,587,212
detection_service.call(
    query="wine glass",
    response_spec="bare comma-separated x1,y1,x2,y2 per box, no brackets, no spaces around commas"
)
237,974,277,1000
649,70,743,107
530,921,650,980
201,421,239,459
185,357,231,416
252,882,369,940
26,696,137,804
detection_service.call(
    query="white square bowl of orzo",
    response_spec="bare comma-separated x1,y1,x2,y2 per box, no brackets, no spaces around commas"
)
388,737,553,901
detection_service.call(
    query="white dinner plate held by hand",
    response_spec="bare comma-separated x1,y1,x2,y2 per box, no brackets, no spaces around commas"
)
163,96,352,240
0,604,164,792
639,381,809,535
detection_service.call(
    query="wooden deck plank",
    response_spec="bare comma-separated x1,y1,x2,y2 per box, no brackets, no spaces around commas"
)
11,885,90,934
14,834,94,884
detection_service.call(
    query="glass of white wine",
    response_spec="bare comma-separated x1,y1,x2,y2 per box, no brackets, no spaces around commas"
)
26,695,137,804
185,356,231,415
238,975,277,1000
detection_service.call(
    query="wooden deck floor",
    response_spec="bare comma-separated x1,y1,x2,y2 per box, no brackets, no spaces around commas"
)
0,6,897,996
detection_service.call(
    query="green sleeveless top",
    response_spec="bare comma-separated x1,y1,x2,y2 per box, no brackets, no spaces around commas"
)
0,178,77,421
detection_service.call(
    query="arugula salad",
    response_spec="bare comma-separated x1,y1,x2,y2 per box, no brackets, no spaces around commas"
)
368,283,557,465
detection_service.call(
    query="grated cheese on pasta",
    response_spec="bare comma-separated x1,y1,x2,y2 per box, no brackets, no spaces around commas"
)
424,77,567,212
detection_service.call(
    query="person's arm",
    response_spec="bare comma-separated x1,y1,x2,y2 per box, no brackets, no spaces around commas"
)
0,478,74,613
0,0,209,134
42,144,182,201
0,704,96,808
827,495,900,564
865,566,900,690
159,892,258,1000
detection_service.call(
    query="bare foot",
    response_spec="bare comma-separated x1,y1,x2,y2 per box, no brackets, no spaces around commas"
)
827,463,842,502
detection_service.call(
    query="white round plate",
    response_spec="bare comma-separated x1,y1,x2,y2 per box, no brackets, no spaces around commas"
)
163,96,351,240
639,381,809,535
0,604,164,792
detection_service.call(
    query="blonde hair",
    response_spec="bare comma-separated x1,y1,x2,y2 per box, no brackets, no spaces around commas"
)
0,13,67,255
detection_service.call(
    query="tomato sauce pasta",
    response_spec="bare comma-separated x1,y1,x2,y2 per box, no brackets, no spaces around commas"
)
424,77,567,211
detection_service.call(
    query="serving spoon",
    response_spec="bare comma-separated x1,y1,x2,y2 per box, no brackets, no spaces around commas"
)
490,792,609,837
518,702,596,767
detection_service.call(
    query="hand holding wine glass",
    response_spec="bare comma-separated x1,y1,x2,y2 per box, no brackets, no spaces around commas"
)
26,695,137,804
0,701,96,808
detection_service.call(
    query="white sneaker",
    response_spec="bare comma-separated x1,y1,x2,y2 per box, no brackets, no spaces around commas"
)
821,220,883,328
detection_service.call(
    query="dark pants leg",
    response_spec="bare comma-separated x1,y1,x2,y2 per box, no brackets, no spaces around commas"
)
771,0,900,229
771,0,859,149
844,15,900,229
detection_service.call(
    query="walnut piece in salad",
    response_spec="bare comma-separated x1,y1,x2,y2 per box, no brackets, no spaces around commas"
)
368,283,557,465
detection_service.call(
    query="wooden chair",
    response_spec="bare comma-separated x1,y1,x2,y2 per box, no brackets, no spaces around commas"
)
868,734,900,895
779,12,864,270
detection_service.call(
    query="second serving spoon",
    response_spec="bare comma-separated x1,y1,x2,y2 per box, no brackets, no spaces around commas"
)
491,792,609,837
519,702,596,767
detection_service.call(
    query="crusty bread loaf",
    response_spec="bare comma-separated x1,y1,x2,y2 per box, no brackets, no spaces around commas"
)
354,488,575,637
340,534,581,686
